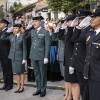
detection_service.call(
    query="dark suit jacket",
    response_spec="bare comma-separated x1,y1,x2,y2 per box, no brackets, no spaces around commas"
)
64,27,74,68
0,28,10,59
84,29,100,81
70,26,91,73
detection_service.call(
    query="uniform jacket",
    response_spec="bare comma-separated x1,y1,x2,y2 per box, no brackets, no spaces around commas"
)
24,27,51,60
0,28,10,59
64,27,74,68
70,26,91,73
1,33,27,60
84,29,100,81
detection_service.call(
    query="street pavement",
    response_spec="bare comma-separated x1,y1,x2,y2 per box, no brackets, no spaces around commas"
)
0,70,65,100
0,83,64,100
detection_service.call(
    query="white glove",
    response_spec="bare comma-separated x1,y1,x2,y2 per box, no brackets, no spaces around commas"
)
79,16,91,28
71,17,79,27
22,60,27,64
6,27,13,32
44,58,49,64
69,66,74,74
26,20,33,29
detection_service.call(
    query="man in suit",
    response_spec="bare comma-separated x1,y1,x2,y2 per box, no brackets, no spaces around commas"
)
25,16,51,97
84,9,100,100
0,19,13,91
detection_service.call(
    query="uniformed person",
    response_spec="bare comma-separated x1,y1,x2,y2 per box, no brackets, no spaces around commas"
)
64,14,77,100
69,10,92,100
84,8,100,100
24,16,51,97
0,19,13,91
1,24,27,93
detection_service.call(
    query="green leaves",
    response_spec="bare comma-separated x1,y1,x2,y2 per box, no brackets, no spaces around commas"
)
10,2,23,13
47,0,95,13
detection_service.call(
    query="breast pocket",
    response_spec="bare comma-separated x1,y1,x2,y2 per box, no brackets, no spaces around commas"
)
92,43,100,59
38,35,44,44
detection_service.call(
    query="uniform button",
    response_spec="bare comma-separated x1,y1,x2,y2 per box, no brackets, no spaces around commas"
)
77,43,79,45
76,48,77,50
35,40,36,41
96,46,99,48
75,53,77,55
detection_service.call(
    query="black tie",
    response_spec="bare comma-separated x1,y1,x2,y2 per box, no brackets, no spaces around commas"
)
92,31,96,38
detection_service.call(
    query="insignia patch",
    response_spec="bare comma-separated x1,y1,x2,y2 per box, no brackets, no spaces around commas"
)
86,36,90,41
92,42,100,46
38,34,44,36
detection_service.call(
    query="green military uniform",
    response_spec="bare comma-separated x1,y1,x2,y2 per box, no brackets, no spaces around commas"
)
25,27,50,93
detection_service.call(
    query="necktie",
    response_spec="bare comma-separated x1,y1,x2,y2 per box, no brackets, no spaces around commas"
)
35,29,38,33
92,31,96,38
15,35,17,41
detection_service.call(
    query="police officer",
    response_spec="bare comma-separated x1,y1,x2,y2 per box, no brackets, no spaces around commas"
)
84,9,100,100
0,19,13,91
25,16,51,97
69,10,92,100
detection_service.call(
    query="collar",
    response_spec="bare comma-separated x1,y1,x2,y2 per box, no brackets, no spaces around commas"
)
95,28,100,35
16,33,20,37
36,26,41,33
2,28,7,31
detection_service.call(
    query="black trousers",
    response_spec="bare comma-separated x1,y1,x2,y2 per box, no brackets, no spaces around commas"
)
1,58,13,88
76,71,89,100
89,80,100,100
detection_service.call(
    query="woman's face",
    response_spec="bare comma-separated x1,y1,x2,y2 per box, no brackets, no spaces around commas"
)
66,20,73,27
13,27,20,34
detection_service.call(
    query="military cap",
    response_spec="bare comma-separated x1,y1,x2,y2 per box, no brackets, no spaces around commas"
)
13,24,22,28
32,16,44,20
0,18,9,25
66,14,77,21
91,9,100,17
77,10,92,18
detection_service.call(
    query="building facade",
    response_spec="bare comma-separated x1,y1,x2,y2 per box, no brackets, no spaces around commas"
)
0,0,7,15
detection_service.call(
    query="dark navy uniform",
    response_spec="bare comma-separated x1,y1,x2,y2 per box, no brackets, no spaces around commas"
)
0,29,13,90
70,26,91,100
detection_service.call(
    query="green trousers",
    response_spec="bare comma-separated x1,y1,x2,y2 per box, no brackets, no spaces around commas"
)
32,60,47,93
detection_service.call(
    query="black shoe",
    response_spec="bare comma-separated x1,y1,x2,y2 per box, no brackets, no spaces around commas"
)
33,90,41,96
14,88,21,93
18,88,24,93
0,86,7,90
40,92,46,97
5,87,13,91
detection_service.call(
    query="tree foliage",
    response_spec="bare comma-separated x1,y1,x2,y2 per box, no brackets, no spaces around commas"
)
10,2,23,13
47,0,96,13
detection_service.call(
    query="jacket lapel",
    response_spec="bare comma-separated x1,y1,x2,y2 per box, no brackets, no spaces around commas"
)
93,32,100,42
38,28,44,34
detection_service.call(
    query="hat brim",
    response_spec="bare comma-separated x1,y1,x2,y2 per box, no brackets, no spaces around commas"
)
33,16,44,20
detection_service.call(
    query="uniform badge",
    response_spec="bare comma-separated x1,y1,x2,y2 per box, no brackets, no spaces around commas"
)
38,34,44,36
92,42,100,46
86,36,91,41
